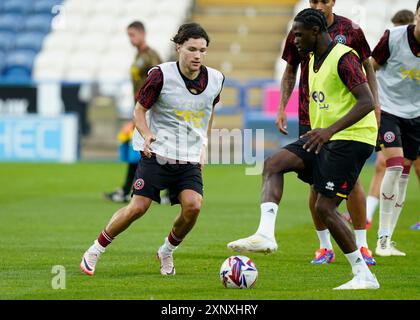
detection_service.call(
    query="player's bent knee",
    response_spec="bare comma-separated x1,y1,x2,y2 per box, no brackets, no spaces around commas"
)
263,156,281,174
314,198,333,221
126,201,149,219
183,201,201,216
315,201,327,219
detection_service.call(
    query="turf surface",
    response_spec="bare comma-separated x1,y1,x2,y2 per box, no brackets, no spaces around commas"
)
1,162,419,300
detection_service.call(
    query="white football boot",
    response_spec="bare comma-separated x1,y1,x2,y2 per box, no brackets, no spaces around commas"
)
157,246,176,276
376,236,406,256
334,273,380,290
227,233,278,254
389,241,406,256
80,240,104,276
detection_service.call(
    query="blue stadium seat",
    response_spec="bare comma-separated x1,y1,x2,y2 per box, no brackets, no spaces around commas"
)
0,50,6,74
0,31,15,51
24,14,52,33
2,67,32,82
4,49,36,74
3,0,33,14
15,32,45,52
0,14,24,32
31,0,63,14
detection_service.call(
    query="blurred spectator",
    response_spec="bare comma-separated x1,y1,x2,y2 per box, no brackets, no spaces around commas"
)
104,21,163,203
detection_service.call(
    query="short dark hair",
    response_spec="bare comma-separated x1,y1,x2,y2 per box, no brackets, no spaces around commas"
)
127,21,145,32
172,22,210,46
391,9,414,25
417,0,420,12
294,8,328,32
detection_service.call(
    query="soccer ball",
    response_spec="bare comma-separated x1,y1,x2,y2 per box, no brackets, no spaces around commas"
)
220,255,258,289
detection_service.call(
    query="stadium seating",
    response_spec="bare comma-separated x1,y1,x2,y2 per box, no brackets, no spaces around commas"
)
31,0,63,14
0,50,5,74
2,0,31,15
0,0,64,81
32,50,67,80
15,32,46,52
0,31,15,51
0,13,24,32
32,0,193,97
275,0,417,82
24,14,53,33
1,0,193,85
2,49,36,81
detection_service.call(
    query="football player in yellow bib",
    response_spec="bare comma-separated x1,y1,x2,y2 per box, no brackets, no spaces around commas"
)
229,8,379,290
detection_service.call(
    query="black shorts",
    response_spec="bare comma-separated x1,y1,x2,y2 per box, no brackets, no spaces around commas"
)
378,111,420,160
285,139,373,199
284,137,315,185
132,155,203,205
313,140,373,199
299,124,312,137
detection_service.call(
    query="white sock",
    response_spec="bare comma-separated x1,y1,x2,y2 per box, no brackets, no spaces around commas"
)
344,249,372,277
160,237,177,255
354,229,368,248
91,240,105,254
256,202,278,238
378,166,403,238
316,229,333,249
390,173,409,238
366,195,379,221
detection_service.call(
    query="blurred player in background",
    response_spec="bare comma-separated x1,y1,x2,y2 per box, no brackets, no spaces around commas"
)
372,1,420,254
104,21,163,203
81,23,224,276
364,9,420,231
228,0,378,266
391,9,415,26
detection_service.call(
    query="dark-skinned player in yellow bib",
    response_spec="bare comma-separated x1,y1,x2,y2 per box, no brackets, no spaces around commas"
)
232,8,380,290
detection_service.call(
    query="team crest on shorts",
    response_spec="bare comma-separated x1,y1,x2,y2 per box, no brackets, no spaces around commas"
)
133,178,145,190
384,131,396,143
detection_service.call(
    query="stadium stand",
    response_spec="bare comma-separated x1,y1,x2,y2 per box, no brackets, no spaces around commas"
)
0,0,63,81
30,0,193,159
34,0,193,86
193,0,297,82
275,0,417,81
2,0,416,160
0,0,193,84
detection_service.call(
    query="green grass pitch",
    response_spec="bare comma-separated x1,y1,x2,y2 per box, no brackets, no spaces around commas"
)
0,162,419,300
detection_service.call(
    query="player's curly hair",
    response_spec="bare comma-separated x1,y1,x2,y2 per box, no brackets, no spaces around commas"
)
294,8,328,32
172,22,210,46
